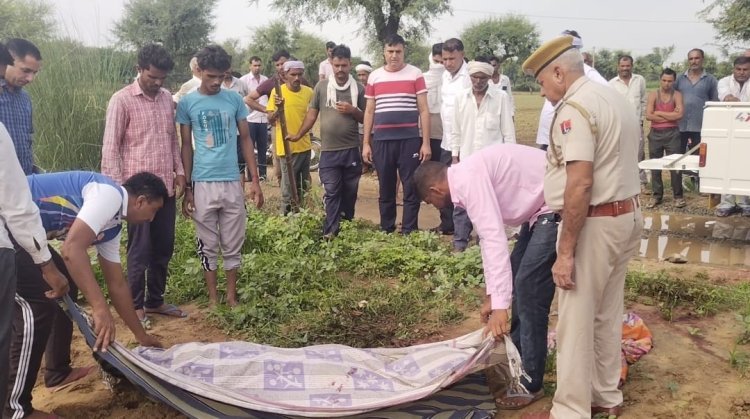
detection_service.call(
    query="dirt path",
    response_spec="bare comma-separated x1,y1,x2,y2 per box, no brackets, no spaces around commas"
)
31,173,750,418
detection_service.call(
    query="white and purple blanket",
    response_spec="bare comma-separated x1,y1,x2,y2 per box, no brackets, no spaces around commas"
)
122,330,522,417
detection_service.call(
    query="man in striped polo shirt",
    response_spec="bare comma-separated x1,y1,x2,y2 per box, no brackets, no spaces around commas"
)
362,33,432,234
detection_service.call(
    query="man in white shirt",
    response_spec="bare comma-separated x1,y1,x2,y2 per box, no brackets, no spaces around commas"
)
450,60,516,251
715,55,750,217
318,41,336,81
535,30,608,150
424,43,454,234
610,55,648,186
240,56,270,180
172,56,201,103
489,55,515,117
439,38,470,241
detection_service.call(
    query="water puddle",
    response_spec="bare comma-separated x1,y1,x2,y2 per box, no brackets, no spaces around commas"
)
639,213,750,268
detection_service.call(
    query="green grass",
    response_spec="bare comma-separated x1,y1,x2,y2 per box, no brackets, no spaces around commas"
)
513,93,544,146
27,39,134,171
625,269,750,320
163,209,484,348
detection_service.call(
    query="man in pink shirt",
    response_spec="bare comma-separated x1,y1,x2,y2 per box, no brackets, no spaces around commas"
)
414,142,557,410
101,43,187,325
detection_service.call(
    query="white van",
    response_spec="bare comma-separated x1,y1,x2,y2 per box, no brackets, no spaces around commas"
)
639,102,750,197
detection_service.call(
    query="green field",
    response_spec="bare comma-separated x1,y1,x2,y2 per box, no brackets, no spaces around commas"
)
513,93,545,146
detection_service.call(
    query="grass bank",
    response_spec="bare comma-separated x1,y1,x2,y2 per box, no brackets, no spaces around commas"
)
27,39,133,171
163,209,484,348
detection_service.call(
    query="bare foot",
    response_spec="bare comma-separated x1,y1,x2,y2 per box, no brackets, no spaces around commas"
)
48,365,96,392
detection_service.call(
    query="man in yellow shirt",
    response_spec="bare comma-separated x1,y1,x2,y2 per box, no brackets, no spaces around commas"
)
268,60,314,214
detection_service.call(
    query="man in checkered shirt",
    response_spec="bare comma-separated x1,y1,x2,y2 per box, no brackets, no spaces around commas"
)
101,43,188,324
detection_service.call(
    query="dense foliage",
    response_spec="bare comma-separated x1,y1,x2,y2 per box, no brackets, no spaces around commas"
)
0,0,55,42
28,40,134,171
260,0,451,55
164,210,485,348
114,0,217,83
700,0,750,46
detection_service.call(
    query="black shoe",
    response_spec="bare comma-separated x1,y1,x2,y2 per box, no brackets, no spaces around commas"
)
428,226,454,235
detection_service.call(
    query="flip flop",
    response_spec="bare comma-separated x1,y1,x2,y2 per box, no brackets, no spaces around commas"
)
592,405,623,417
665,253,688,264
47,365,97,393
145,303,188,318
496,389,545,410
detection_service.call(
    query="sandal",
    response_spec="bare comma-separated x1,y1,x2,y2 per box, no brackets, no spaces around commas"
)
496,389,545,410
645,198,661,209
145,303,188,318
592,405,623,417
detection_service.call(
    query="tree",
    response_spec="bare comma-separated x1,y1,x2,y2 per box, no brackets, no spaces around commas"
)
700,0,750,46
591,48,632,81
113,0,216,83
244,21,328,84
257,0,451,53
246,21,293,76
0,0,55,41
630,46,676,82
290,29,331,84
221,38,255,74
460,16,540,64
668,52,733,79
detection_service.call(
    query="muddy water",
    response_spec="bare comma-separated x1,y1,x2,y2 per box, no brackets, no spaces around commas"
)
640,213,750,267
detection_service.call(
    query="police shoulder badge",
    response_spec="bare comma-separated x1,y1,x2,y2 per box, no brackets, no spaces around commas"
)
560,119,572,134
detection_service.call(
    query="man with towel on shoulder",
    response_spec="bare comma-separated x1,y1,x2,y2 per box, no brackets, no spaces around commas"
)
286,45,366,237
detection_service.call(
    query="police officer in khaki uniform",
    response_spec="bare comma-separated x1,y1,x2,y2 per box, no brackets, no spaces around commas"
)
520,36,643,419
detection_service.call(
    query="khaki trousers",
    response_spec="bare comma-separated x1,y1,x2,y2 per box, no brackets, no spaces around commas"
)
551,208,643,419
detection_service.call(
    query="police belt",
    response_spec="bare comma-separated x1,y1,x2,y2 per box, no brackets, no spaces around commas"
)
587,196,639,217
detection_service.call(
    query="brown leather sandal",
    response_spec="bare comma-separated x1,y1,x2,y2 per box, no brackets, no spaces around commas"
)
592,405,623,416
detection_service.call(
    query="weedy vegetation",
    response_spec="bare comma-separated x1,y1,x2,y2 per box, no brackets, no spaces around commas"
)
625,270,750,321
164,209,484,348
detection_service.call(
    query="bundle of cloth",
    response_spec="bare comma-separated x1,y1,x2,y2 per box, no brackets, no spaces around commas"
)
62,295,526,418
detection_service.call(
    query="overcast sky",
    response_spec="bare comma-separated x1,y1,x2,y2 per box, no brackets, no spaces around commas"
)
54,0,725,63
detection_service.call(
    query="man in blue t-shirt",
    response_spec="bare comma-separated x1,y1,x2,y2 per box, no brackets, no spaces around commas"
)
177,45,264,308
6,171,165,419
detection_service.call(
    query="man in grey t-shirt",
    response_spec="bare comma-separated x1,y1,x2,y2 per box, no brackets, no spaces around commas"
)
287,45,365,236
674,48,719,154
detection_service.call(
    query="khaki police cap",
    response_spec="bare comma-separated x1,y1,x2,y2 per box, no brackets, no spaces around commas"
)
522,35,576,77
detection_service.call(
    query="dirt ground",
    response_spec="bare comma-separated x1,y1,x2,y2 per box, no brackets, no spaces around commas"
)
31,172,750,419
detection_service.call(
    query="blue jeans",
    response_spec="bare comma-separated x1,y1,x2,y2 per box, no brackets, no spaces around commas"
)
249,122,269,178
438,149,455,232
509,213,558,393
453,206,473,250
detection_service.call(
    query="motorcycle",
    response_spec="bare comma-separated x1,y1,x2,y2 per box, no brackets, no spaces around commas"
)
256,133,321,172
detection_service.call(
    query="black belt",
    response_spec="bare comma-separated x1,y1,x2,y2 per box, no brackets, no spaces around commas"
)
538,212,561,224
